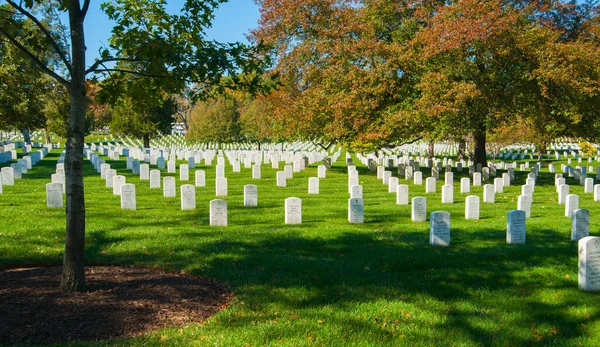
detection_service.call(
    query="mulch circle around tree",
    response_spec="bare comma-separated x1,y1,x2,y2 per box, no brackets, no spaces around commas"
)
0,266,232,345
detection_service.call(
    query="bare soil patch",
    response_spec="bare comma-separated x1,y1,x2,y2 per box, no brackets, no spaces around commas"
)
0,266,232,345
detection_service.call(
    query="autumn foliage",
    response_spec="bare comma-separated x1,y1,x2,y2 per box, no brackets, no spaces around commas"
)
247,0,600,162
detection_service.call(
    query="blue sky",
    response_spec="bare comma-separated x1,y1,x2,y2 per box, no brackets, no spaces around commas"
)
83,0,260,67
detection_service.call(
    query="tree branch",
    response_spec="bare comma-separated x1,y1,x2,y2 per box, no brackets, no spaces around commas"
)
5,0,72,74
81,0,90,17
85,58,147,75
0,28,69,87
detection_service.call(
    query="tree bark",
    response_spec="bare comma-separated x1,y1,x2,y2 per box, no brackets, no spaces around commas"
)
428,141,435,158
457,140,466,160
472,131,488,167
538,143,547,163
20,128,31,144
61,3,87,292
43,127,51,144
143,134,150,149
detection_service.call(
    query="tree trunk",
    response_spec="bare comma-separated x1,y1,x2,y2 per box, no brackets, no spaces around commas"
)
472,131,488,167
143,134,150,149
457,140,466,160
20,128,31,144
257,141,261,151
61,4,87,293
43,127,51,144
428,141,435,158
538,143,547,163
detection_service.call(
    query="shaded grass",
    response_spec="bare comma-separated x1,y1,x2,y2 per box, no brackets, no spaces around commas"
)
1,149,600,346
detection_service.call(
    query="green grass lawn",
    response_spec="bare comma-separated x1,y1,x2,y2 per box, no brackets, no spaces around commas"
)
1,147,600,346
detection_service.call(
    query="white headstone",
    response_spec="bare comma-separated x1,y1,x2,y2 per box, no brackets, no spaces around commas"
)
483,184,495,203
473,172,482,186
413,171,423,185
460,178,470,193
585,178,594,194
411,197,427,222
348,198,364,224
558,184,569,204
444,171,453,186
112,175,126,196
244,184,258,207
210,199,228,226
1,167,14,186
521,184,533,196
465,196,480,220
285,197,302,224
252,164,261,179
308,177,319,194
140,164,150,180
396,184,408,205
167,160,176,173
518,195,532,218
578,236,600,291
565,194,579,217
507,210,526,244
195,170,206,187
150,170,161,188
284,165,293,179
216,177,228,196
120,184,136,210
502,172,510,187
494,177,504,193
441,185,453,203
180,184,196,210
429,211,450,246
351,184,363,199
46,183,63,208
425,177,436,193
595,184,600,202
216,164,225,178
100,163,110,179
276,171,287,187
572,209,590,241
388,177,398,193
180,164,189,181
105,169,116,188
318,165,326,179
164,177,176,197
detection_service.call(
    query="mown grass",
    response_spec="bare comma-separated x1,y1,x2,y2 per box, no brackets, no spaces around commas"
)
1,146,600,346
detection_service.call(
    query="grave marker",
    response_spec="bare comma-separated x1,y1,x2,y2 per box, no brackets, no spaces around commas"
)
483,184,495,203
460,178,470,193
164,177,176,197
578,237,600,291
429,211,450,246
465,196,480,220
507,210,526,244
109,175,124,195
565,194,579,217
308,177,319,194
180,185,196,210
120,184,136,210
150,170,161,188
396,184,408,205
195,170,206,187
285,197,302,224
46,183,63,208
572,209,590,241
411,197,427,222
210,199,228,226
216,177,228,196
244,184,258,207
348,198,364,224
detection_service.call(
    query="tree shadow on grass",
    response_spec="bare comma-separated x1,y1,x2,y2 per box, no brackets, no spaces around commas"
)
65,221,600,345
